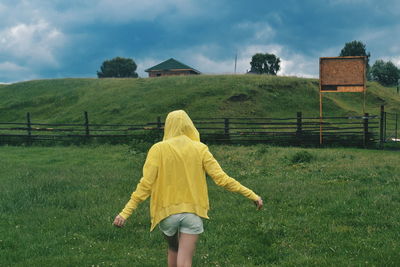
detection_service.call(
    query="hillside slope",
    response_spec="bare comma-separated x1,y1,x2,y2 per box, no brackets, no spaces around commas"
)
0,75,399,124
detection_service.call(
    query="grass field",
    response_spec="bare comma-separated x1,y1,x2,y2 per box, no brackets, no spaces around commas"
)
0,75,399,124
1,144,399,266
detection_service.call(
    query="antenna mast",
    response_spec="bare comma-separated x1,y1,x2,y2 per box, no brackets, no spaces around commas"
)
234,53,237,74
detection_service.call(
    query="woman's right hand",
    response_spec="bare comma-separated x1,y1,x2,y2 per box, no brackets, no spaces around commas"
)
254,197,263,210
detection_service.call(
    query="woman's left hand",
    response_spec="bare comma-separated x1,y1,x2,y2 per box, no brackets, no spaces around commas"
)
113,215,126,227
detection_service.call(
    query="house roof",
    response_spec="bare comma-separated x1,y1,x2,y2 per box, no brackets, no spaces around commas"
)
145,58,201,73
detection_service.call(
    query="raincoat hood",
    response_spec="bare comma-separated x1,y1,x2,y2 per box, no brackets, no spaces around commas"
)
163,110,200,141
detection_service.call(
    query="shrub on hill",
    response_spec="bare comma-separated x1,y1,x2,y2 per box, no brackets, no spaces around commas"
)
97,57,138,78
370,60,400,87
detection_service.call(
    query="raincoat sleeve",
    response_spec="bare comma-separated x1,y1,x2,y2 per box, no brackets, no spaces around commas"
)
119,144,159,219
202,147,260,201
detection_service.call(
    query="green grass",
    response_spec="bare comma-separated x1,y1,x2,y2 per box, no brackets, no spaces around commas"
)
1,144,399,266
0,75,399,124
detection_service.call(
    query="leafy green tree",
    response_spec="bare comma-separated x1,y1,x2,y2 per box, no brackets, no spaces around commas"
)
249,53,280,75
370,60,400,86
97,57,138,78
339,40,371,68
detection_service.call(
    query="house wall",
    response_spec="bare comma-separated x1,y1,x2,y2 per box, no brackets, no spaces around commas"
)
148,70,199,77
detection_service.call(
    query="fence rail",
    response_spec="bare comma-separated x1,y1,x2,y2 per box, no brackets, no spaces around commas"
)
0,110,384,147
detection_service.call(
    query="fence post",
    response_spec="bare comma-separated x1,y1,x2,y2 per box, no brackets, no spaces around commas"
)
157,115,161,129
224,118,230,141
395,113,398,140
296,112,302,142
363,113,369,148
157,116,162,130
84,111,90,137
157,116,162,139
384,112,387,143
26,112,32,145
379,105,385,149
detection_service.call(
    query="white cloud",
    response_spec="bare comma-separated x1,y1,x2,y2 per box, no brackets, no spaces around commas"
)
379,56,400,68
238,44,318,77
280,56,317,78
234,44,281,73
0,19,65,67
137,53,236,77
354,24,400,65
0,61,27,72
137,58,162,77
149,43,319,78
392,57,400,67
189,54,235,74
0,61,37,83
0,18,66,82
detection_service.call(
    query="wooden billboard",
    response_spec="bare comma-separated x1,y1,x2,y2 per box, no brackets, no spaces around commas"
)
320,56,366,92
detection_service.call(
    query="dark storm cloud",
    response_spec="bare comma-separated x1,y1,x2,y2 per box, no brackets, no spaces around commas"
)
0,0,399,82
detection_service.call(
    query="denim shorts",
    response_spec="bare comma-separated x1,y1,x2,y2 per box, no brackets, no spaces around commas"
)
159,213,204,236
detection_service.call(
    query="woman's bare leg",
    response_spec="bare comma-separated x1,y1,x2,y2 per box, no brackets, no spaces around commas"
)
177,233,198,267
164,233,179,267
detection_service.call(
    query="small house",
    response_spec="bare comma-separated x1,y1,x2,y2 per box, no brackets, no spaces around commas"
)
145,58,201,77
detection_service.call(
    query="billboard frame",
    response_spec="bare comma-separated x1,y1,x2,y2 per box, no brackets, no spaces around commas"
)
319,56,367,145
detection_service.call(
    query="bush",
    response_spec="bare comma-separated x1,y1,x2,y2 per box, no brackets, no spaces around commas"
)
289,150,314,164
128,129,163,153
97,57,139,78
370,60,400,86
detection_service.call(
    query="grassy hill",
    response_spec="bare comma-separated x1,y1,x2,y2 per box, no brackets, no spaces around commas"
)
0,75,399,124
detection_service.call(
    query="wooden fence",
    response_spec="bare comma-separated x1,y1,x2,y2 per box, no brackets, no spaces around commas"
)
382,108,399,143
0,111,381,147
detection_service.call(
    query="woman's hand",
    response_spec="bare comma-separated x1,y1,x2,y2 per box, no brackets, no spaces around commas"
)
113,214,126,227
254,197,263,210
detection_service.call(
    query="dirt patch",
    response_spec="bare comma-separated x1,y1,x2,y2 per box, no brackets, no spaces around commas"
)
228,93,250,102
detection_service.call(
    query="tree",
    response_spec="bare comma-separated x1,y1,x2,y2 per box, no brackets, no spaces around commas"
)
339,40,371,68
249,53,280,75
97,57,138,78
370,60,400,86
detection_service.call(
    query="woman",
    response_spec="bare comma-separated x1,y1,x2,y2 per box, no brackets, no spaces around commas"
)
114,110,263,267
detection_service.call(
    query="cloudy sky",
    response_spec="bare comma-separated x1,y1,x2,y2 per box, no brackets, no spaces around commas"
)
0,0,399,83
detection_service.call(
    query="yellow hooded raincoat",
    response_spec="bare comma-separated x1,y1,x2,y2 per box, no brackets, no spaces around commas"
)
119,110,260,231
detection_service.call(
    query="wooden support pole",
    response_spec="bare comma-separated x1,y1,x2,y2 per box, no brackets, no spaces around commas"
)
157,116,162,130
379,105,384,149
384,111,387,142
319,92,323,145
395,113,398,140
296,112,302,141
26,112,32,145
224,118,230,141
157,116,162,140
84,111,90,137
363,86,366,114
363,113,369,148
